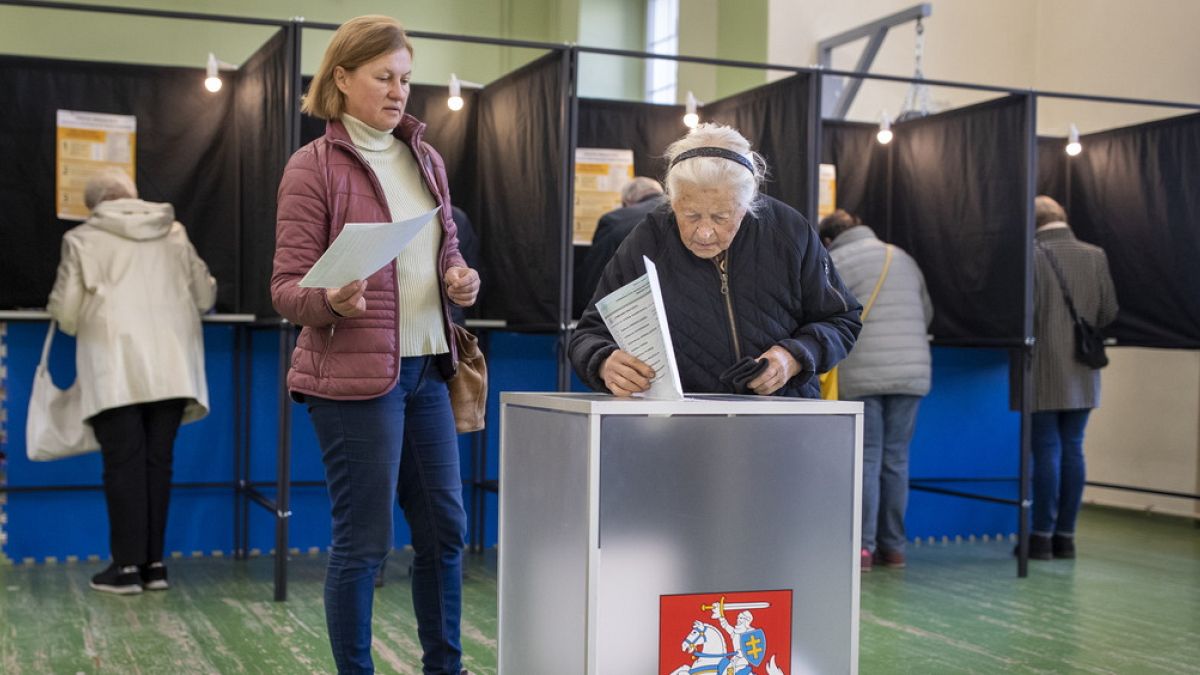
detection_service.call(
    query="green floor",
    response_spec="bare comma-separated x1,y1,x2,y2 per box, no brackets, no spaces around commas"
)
0,506,1197,674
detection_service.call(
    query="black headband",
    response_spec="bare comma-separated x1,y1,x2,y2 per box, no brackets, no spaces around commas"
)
669,146,755,174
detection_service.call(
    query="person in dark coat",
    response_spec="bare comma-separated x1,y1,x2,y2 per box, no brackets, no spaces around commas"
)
573,177,665,315
569,123,861,398
1020,195,1119,561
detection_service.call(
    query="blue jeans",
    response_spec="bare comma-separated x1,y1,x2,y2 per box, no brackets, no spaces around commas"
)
307,356,466,675
855,395,921,554
1031,409,1091,537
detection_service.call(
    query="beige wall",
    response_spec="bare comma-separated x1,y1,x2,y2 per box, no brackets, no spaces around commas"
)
767,0,1200,518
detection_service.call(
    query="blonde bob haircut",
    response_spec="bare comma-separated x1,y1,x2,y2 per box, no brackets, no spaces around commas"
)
301,15,413,120
663,123,767,216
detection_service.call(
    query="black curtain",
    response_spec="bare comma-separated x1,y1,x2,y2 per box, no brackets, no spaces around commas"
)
890,95,1030,341
234,29,292,316
1036,136,1069,207
576,98,688,181
0,54,240,310
703,73,812,215
474,52,566,328
820,120,889,234
1067,113,1200,348
576,74,813,217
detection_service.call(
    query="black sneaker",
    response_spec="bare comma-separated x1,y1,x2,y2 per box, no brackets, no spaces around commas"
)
1012,534,1053,560
140,561,170,590
90,563,143,595
1052,534,1076,559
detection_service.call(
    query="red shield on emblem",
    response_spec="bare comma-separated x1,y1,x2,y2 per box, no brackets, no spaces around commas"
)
658,589,792,674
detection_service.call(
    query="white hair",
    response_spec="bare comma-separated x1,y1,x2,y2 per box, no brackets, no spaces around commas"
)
663,123,767,215
84,169,137,210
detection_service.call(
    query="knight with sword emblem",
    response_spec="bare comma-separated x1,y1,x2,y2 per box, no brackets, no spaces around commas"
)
706,597,770,674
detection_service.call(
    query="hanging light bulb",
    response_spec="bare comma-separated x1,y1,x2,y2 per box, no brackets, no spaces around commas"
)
447,73,464,111
204,52,222,93
877,111,893,145
1065,123,1082,156
683,91,699,128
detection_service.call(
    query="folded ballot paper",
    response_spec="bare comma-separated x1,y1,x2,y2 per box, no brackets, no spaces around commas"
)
299,206,440,289
594,256,685,400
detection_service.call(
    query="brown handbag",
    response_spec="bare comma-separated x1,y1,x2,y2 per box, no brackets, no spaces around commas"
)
448,323,487,433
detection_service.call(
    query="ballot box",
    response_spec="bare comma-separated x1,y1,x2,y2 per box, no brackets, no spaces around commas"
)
498,393,863,675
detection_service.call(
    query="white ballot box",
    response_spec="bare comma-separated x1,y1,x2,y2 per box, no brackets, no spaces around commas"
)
498,393,864,675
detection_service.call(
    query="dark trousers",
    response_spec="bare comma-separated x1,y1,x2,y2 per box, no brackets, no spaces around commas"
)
307,356,466,675
89,398,186,566
1031,409,1091,536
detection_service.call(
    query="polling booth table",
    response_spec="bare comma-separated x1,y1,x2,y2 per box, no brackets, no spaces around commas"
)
498,392,863,675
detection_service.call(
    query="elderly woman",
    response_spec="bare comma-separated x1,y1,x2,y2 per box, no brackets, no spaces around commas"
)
570,124,861,398
48,168,215,594
271,15,479,675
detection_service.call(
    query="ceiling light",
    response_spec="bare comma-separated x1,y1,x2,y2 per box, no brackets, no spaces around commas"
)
683,91,700,128
1065,123,1082,156
877,111,893,145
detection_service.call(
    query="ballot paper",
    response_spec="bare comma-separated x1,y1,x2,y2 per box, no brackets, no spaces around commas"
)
594,256,685,400
298,206,440,288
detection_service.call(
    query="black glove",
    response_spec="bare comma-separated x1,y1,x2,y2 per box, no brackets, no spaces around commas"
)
718,357,769,394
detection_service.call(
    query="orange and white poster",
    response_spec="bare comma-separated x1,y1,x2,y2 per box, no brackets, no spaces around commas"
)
56,110,136,221
660,588,793,675
818,163,837,220
574,147,634,245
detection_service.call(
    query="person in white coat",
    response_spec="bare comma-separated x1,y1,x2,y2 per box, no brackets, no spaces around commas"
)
47,169,216,595
820,209,933,572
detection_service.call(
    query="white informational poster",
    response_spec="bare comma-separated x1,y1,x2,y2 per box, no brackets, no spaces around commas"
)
818,163,837,220
594,256,684,400
56,110,137,221
574,147,634,245
299,206,440,289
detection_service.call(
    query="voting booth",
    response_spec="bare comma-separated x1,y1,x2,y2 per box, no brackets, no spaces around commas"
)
498,393,864,674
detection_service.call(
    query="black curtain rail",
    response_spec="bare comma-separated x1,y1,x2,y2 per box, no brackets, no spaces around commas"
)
1086,481,1200,501
0,0,290,27
909,483,1023,507
300,20,567,52
0,480,327,494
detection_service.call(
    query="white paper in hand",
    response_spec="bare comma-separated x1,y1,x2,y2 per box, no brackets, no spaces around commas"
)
299,206,440,288
594,256,684,400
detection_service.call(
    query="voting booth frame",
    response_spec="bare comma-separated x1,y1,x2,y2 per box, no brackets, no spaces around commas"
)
2,0,1200,600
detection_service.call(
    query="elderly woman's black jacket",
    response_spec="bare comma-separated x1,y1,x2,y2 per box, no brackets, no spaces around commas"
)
570,195,863,398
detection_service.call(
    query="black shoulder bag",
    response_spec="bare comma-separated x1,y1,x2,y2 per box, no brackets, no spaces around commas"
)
1039,245,1109,369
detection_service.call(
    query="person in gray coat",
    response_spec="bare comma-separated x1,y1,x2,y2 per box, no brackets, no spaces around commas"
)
820,210,933,571
1020,196,1118,560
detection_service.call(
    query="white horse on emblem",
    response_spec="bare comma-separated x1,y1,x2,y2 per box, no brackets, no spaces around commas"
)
667,620,788,675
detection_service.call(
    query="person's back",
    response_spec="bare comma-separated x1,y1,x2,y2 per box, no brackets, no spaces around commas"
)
574,177,665,314
49,198,215,423
819,210,931,571
46,170,215,595
1032,225,1119,411
825,224,932,398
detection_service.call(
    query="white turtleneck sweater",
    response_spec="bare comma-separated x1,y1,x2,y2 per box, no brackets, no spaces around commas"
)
342,114,448,356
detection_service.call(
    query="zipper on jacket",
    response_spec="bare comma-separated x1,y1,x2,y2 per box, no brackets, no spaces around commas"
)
823,254,850,313
319,322,336,379
714,253,742,361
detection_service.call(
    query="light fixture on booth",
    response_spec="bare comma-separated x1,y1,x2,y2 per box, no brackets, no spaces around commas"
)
683,91,700,128
446,74,482,111
204,52,236,93
1065,123,1082,156
877,111,893,145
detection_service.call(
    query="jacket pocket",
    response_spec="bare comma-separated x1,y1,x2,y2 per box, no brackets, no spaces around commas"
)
318,323,336,379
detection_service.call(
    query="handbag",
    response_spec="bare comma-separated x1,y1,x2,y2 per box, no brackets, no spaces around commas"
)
1039,245,1109,369
820,245,894,400
447,323,487,433
26,321,100,461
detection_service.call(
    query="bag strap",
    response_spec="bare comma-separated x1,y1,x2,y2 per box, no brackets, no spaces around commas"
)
1037,244,1083,325
39,320,57,369
860,245,894,322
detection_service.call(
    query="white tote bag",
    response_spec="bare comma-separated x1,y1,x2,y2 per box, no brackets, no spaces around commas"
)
25,321,100,461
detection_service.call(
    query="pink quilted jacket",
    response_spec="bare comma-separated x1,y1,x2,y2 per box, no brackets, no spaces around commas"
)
271,115,467,400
